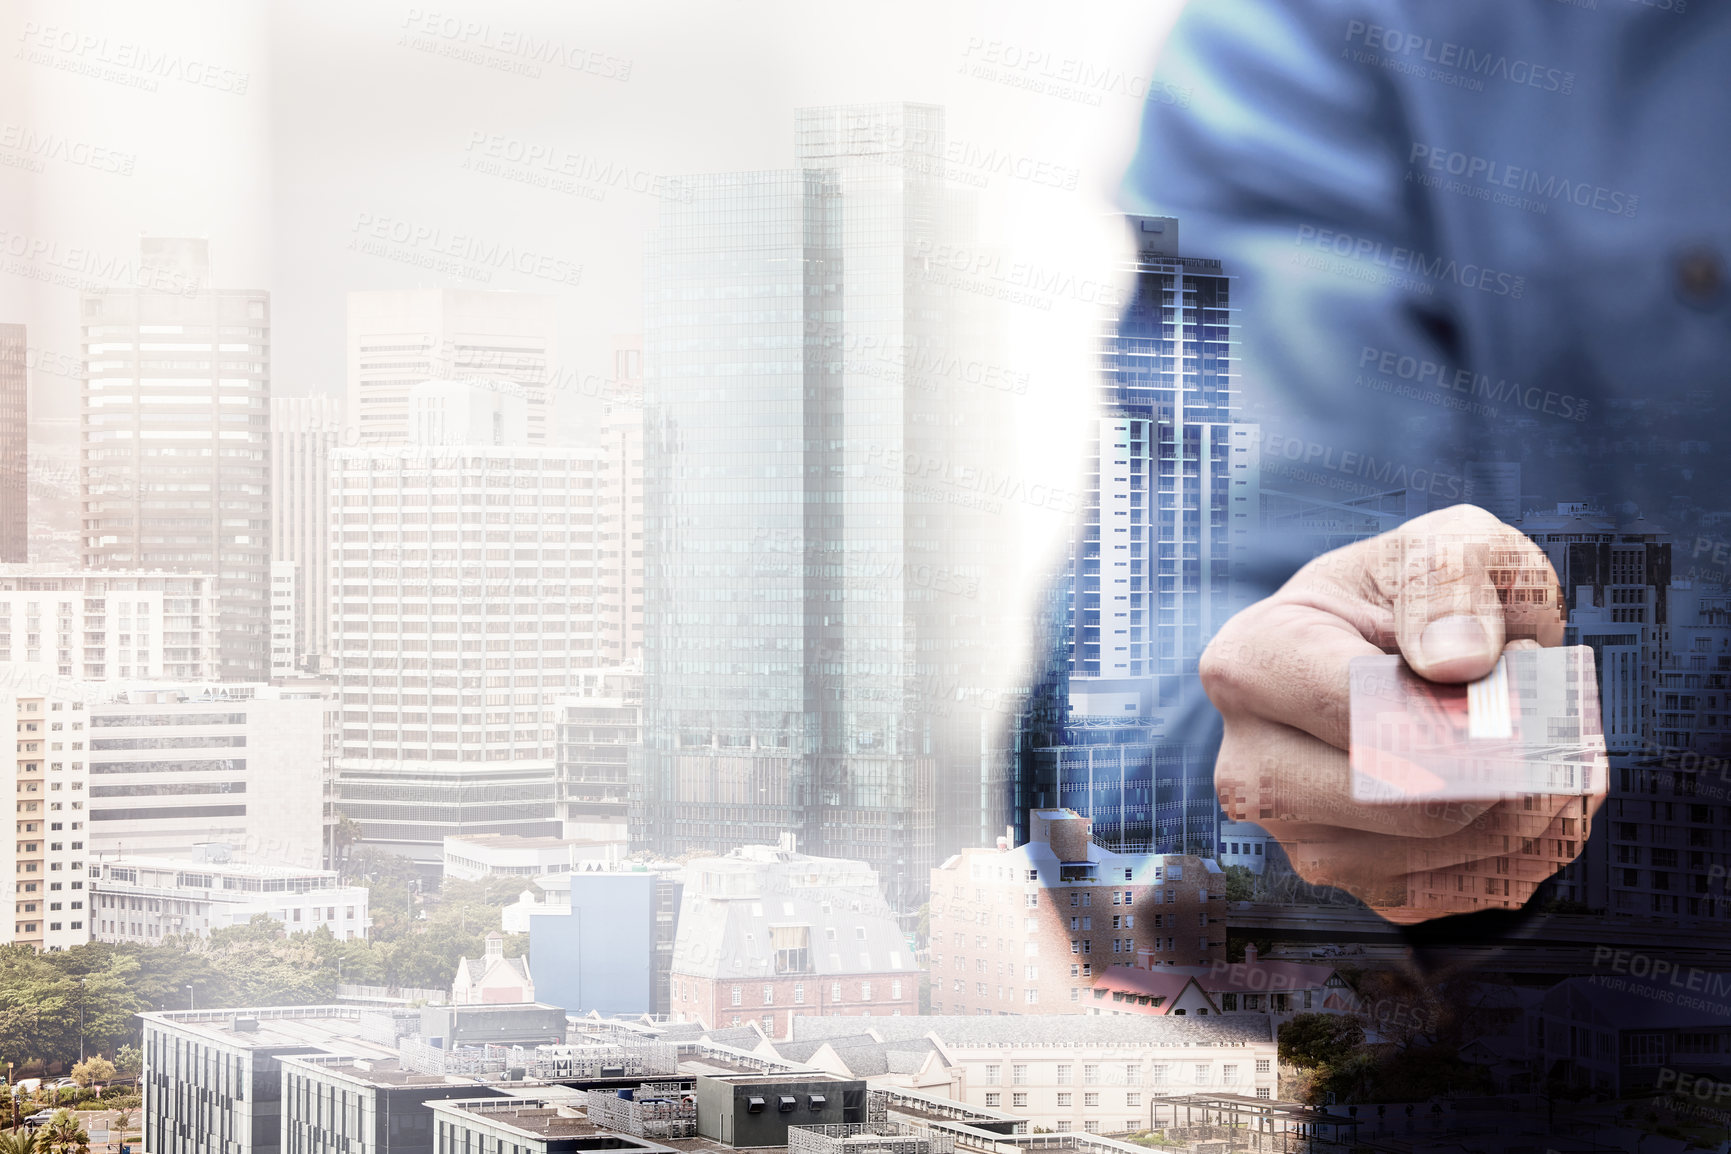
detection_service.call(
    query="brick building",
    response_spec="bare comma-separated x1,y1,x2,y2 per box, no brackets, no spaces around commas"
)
670,839,917,1035
928,809,1225,1015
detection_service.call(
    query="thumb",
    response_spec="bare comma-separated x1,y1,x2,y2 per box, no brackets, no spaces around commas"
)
1393,527,1505,683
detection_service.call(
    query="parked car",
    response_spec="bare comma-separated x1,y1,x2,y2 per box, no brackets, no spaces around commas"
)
23,1108,57,1127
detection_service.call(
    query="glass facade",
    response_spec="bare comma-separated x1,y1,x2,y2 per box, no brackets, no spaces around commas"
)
81,239,271,681
636,104,1008,909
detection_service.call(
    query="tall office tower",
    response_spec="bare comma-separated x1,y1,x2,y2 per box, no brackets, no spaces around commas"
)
86,683,330,869
0,324,25,562
328,384,605,865
634,104,1005,909
271,394,341,672
1029,218,1251,857
6,690,92,952
81,238,271,681
0,567,221,681
345,290,556,445
600,335,644,667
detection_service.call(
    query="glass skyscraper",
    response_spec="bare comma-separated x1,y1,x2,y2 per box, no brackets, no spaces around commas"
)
634,103,1007,909
81,239,271,681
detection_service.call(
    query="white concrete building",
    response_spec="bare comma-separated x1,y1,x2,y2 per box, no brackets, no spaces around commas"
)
555,666,640,846
270,561,298,680
0,566,220,682
785,1014,1279,1131
346,289,556,445
270,395,341,672
442,833,620,882
328,429,606,863
86,683,330,868
6,687,92,951
91,852,369,941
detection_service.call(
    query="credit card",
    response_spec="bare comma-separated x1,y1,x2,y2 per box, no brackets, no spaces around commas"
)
1349,645,1606,803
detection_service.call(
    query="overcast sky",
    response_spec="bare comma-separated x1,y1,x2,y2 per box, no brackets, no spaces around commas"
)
3,0,1187,579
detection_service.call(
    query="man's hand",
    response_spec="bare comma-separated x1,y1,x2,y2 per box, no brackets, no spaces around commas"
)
1200,504,1605,923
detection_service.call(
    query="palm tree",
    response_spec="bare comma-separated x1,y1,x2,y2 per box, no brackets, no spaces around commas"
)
35,1113,85,1154
0,1131,36,1154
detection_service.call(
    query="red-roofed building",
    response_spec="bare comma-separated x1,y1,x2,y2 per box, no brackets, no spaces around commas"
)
1084,965,1216,1018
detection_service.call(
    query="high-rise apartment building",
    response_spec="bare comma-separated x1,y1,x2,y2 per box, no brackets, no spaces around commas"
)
601,335,643,666
328,390,606,864
0,323,25,563
1026,218,1251,857
928,809,1225,1016
6,689,92,951
0,566,221,681
345,290,556,445
81,238,271,681
270,395,341,672
635,103,1007,908
85,683,330,868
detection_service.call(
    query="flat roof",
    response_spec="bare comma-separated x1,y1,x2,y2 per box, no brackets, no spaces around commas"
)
139,1007,399,1056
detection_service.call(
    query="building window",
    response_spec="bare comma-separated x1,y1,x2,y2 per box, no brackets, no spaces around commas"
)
833,983,842,1001
762,985,774,1006
1012,1065,1028,1085
761,1016,773,1034
794,983,805,1004
1012,1093,1028,1108
1083,1065,1100,1085
1070,987,1080,1002
1255,1088,1271,1100
892,980,903,1000
1083,1092,1099,1107
1056,1123,1071,1134
984,1065,1000,1085
1083,1122,1100,1135
860,982,872,1000
731,986,742,1006
1025,989,1038,1004
985,1093,1000,1107
1126,1093,1140,1108
1254,1059,1270,1074
1223,1065,1238,1084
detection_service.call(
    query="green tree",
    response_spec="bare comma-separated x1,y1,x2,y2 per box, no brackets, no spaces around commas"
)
68,1057,114,1089
112,1045,142,1081
1221,865,1255,903
36,1112,86,1154
0,1131,37,1154
1278,1012,1365,1070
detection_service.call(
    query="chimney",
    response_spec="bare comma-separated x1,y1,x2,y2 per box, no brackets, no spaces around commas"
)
484,931,504,960
1244,943,1258,965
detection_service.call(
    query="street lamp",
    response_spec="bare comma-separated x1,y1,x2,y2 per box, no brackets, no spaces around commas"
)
77,977,87,1061
185,984,195,1012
